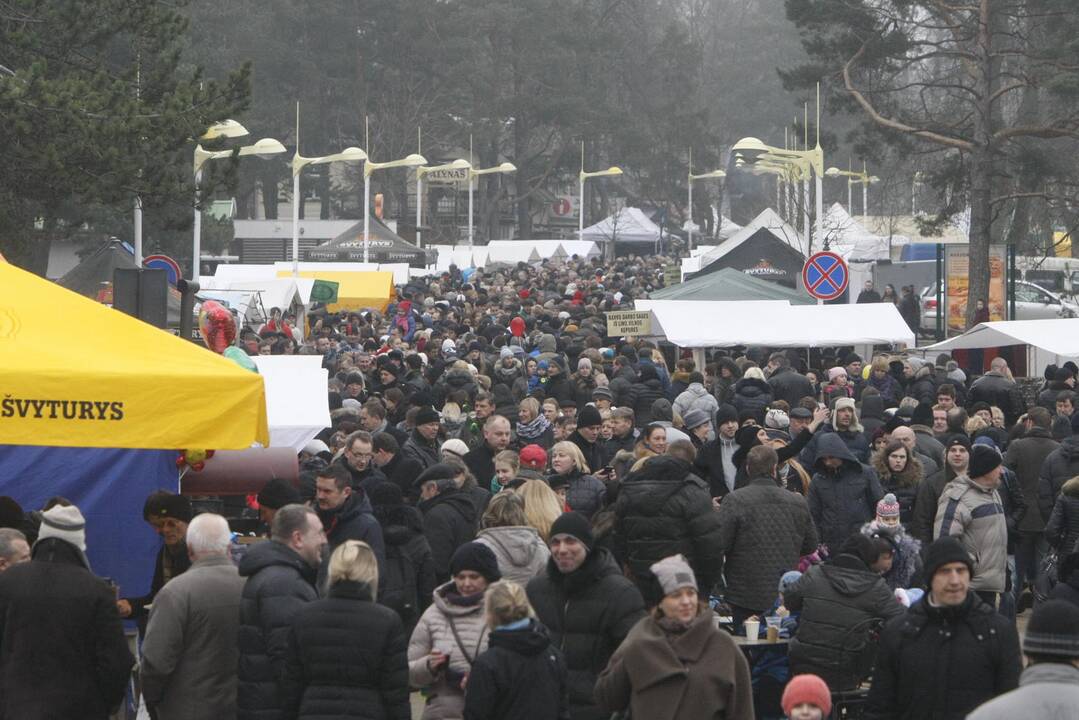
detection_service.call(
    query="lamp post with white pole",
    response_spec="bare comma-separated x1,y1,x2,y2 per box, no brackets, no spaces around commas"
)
192,125,285,282
826,159,879,216
578,141,623,260
416,159,471,248
468,162,516,248
363,153,427,263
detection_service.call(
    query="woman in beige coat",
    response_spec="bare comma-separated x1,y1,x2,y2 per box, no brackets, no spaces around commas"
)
594,554,755,720
409,542,500,720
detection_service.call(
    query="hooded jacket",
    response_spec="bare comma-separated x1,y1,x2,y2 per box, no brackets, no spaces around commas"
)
608,364,638,409
627,366,666,426
238,540,319,720
527,549,646,720
866,593,1020,720
872,451,924,526
800,397,870,465
672,383,719,423
373,503,436,630
1046,474,1079,553
859,393,886,438
463,620,569,720
419,488,478,582
807,433,884,551
1003,426,1058,532
408,581,490,720
906,365,938,405
475,525,551,586
731,377,773,423
1038,435,1079,521
786,554,904,691
613,456,724,603
0,538,134,720
935,475,1008,593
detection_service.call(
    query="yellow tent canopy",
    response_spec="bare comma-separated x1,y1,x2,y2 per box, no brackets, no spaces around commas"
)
277,270,394,313
0,262,269,450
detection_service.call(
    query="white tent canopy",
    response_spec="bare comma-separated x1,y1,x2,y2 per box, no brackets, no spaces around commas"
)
684,208,805,278
198,276,313,317
580,207,662,244
634,299,915,348
823,203,908,261
251,356,330,451
923,319,1079,357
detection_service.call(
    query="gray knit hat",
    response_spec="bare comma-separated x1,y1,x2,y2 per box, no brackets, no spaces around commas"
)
1024,600,1079,658
650,554,697,597
37,504,87,552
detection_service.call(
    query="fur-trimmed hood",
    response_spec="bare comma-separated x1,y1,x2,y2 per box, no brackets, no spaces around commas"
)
872,449,925,488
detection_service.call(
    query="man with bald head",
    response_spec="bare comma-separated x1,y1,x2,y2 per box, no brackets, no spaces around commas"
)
890,425,939,476
464,415,512,486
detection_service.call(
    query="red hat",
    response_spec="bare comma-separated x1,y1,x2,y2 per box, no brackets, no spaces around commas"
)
398,300,411,313
518,289,530,299
781,674,832,716
519,444,547,470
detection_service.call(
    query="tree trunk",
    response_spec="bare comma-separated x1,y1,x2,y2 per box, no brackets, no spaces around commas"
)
966,0,995,329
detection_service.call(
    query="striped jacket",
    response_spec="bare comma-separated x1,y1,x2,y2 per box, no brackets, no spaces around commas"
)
934,475,1008,592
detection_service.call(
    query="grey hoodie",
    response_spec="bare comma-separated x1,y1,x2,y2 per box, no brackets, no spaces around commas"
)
475,525,551,585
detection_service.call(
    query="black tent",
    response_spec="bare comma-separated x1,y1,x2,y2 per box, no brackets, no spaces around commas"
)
57,241,182,323
306,218,435,267
689,227,805,289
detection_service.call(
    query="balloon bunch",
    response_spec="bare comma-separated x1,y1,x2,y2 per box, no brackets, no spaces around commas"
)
176,448,215,472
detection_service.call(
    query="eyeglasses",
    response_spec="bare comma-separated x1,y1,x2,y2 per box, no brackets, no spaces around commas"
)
347,449,372,459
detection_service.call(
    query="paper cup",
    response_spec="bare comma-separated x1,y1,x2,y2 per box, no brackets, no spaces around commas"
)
743,619,760,640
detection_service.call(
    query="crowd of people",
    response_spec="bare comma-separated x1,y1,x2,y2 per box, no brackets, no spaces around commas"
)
3,253,1079,719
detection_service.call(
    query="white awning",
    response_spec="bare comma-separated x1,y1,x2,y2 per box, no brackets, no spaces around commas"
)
251,356,330,452
922,319,1079,357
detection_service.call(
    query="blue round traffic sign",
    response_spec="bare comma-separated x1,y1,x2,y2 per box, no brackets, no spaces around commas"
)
144,254,182,285
802,251,849,301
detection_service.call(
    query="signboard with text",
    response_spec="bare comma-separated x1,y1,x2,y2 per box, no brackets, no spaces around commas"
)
606,310,652,337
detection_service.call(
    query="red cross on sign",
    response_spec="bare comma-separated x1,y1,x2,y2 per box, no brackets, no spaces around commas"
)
802,251,849,301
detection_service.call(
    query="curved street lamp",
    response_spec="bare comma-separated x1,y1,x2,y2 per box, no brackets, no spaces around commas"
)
363,153,427,263
826,159,879,216
415,159,472,249
469,162,517,248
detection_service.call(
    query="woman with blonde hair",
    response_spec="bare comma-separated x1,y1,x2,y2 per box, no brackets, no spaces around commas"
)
476,491,550,585
547,440,606,518
516,397,554,450
282,541,409,719
463,581,568,720
515,480,564,541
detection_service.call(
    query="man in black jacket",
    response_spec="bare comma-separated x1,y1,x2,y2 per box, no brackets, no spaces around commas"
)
767,352,815,407
694,403,741,499
416,463,478,582
464,414,512,485
807,433,883,552
569,405,606,474
717,445,818,625
335,430,388,494
372,432,424,498
400,406,442,470
866,537,1020,719
527,512,645,720
238,504,325,720
118,490,192,631
0,505,134,720
613,442,722,603
969,357,1023,425
315,464,386,571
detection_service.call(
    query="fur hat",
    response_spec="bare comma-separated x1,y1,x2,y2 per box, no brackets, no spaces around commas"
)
143,491,192,524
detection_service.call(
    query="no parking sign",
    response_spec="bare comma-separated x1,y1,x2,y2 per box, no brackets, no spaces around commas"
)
802,251,849,301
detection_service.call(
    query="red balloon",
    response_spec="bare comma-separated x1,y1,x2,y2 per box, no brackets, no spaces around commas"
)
198,300,237,353
510,316,525,338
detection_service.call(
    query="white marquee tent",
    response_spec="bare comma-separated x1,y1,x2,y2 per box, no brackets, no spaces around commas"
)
683,208,804,278
580,207,663,245
251,356,330,451
922,318,1079,376
822,203,908,261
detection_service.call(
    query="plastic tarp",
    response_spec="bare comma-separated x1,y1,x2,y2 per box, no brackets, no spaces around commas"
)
922,319,1079,357
634,300,915,348
0,262,269,450
0,446,178,598
580,207,662,244
651,267,815,304
275,269,394,313
252,356,330,451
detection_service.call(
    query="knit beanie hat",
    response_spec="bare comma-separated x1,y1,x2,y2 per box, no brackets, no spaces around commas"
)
715,404,738,426
548,511,594,551
778,570,802,593
449,542,501,583
519,444,548,470
1024,600,1079,658
649,554,698,597
500,346,514,360
143,491,192,524
577,405,602,429
876,493,901,519
765,408,790,429
923,536,974,580
682,408,710,430
257,478,301,511
369,482,404,508
440,438,469,459
415,406,441,426
911,401,934,427
37,504,87,552
781,674,833,715
945,435,971,451
827,366,847,382
968,444,1003,479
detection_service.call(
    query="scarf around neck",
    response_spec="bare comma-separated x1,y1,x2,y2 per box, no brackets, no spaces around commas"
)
517,413,551,441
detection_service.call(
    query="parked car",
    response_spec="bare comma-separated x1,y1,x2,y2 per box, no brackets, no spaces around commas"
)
921,280,1078,333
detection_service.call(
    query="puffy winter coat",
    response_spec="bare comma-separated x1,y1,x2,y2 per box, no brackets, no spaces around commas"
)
1038,435,1079,521
807,433,884,552
408,581,490,720
0,538,134,720
608,365,637,409
768,366,815,408
859,393,886,439
716,475,818,612
860,521,923,591
571,371,599,410
672,383,719,423
318,492,386,574
906,366,938,405
627,378,666,426
935,475,1009,592
463,620,569,720
237,540,320,720
1004,426,1058,531
435,367,479,408
282,580,410,720
613,456,724,602
475,525,550,586
872,451,924,526
969,371,1023,425
373,503,437,631
1046,475,1079,553
594,608,754,720
419,489,478,582
731,377,773,423
549,468,606,519
866,593,1020,720
527,549,646,720
785,554,904,691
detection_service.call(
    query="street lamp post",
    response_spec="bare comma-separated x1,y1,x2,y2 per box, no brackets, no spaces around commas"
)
291,107,367,277
687,153,726,252
192,126,285,282
578,142,623,247
363,153,427,263
825,159,880,216
415,159,472,249
468,162,516,248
